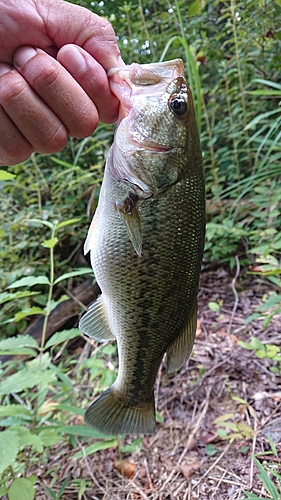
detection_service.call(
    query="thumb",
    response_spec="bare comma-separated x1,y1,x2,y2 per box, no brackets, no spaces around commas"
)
43,0,123,70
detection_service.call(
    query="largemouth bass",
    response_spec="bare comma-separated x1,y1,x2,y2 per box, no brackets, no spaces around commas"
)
79,59,205,435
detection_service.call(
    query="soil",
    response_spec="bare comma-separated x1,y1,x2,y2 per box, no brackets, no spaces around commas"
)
30,268,281,499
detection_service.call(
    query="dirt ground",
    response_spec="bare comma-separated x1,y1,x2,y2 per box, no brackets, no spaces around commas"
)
34,267,281,500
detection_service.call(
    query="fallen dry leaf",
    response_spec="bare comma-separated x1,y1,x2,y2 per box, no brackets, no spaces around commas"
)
180,460,200,481
114,460,136,479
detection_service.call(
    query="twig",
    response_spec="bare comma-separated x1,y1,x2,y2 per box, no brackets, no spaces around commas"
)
193,442,231,488
249,410,258,489
189,354,233,394
227,255,240,335
210,468,227,499
144,457,154,492
159,391,211,492
76,440,106,495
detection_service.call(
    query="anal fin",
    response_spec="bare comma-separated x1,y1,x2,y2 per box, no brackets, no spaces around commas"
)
166,300,197,374
79,295,115,342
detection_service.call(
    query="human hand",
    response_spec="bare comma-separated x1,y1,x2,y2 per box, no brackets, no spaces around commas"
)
0,0,123,166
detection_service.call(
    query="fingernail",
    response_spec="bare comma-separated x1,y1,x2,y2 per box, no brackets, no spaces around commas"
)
14,46,37,69
60,46,86,74
0,63,12,76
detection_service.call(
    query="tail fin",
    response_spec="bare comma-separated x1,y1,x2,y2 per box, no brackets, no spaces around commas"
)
84,386,156,435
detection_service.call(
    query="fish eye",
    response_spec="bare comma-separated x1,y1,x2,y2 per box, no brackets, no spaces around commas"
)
169,95,188,116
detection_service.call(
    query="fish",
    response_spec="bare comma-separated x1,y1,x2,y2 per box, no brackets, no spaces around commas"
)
79,59,205,435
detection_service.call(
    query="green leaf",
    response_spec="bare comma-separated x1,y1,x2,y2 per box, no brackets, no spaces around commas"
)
53,268,93,285
11,426,43,453
44,328,81,349
28,219,54,229
59,425,113,439
7,276,50,289
13,307,45,322
37,428,62,447
250,337,265,350
121,437,143,453
42,237,58,249
0,335,38,351
0,430,20,474
0,170,16,181
71,439,118,459
188,0,200,17
0,405,30,417
254,457,280,499
56,218,82,229
238,341,255,350
0,369,57,395
8,478,35,500
205,444,217,456
156,411,164,424
0,292,40,305
208,301,220,312
55,404,84,416
0,486,9,496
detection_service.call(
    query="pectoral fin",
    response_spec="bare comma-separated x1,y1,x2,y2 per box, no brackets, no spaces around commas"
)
116,194,142,257
166,301,197,373
79,295,115,342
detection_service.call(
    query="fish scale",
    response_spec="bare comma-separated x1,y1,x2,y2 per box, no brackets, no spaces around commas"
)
79,59,205,435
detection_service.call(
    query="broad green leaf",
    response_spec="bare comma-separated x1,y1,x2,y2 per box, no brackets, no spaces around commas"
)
208,301,220,312
0,486,9,496
0,335,38,351
8,478,35,500
71,439,118,459
0,292,39,305
42,237,58,249
56,218,82,229
205,444,217,456
54,268,93,285
0,405,30,417
188,0,200,17
250,336,264,350
13,426,43,453
0,369,57,395
44,328,81,349
28,218,54,229
0,430,20,474
37,428,62,447
238,341,254,350
7,276,50,289
13,307,45,322
0,170,16,180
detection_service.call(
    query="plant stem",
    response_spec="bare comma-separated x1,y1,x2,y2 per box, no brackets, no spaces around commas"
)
230,0,251,167
40,225,56,356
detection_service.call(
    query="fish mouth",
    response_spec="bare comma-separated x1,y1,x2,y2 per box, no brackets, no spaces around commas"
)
131,137,170,153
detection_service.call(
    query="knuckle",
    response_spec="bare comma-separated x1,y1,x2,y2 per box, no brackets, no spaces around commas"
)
0,142,32,166
33,61,60,91
39,124,68,154
0,75,27,104
71,104,98,138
